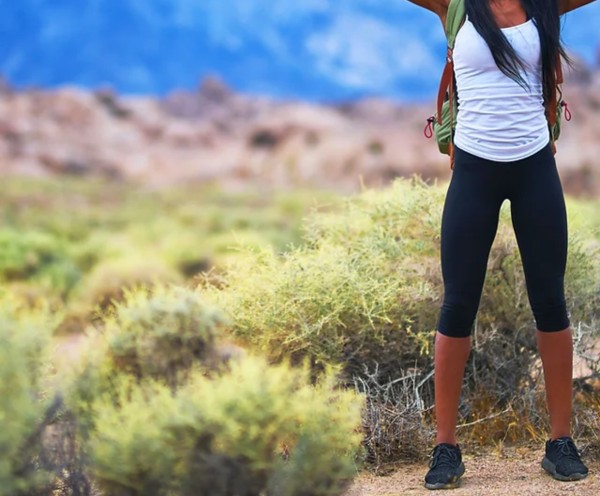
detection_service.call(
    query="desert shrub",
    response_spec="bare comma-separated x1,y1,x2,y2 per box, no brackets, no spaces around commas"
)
68,284,231,425
201,178,441,379
0,228,81,299
205,176,598,378
101,284,230,385
56,253,183,335
352,363,434,474
201,176,599,462
74,256,183,311
85,379,178,496
2,176,339,314
68,284,365,493
87,354,365,496
571,318,600,460
566,195,600,242
0,293,61,494
575,389,600,459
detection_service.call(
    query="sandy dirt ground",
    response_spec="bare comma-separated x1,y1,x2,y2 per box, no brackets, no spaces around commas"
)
344,448,600,496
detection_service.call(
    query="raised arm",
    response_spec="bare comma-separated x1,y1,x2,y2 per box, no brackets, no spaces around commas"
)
406,0,450,26
559,0,597,14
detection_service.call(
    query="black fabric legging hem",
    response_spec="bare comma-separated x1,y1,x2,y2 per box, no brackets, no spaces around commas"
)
436,143,570,338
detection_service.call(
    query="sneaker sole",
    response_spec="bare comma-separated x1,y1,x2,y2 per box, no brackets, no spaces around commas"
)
541,457,588,481
424,462,465,490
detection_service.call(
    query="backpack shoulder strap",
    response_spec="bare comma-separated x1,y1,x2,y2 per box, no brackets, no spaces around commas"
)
547,55,565,154
436,0,466,126
445,0,466,49
437,0,466,169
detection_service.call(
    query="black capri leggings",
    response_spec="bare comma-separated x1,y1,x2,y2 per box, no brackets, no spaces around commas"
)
436,142,570,338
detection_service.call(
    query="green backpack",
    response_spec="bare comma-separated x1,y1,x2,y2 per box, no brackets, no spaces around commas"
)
423,0,570,168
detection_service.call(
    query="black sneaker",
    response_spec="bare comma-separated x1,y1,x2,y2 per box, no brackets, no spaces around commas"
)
424,443,465,490
541,437,589,481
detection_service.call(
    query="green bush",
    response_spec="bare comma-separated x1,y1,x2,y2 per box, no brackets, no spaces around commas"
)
0,228,81,299
69,285,231,424
203,176,599,377
75,256,184,311
200,176,599,462
1,176,338,313
193,178,418,372
0,293,56,495
102,284,230,384
2,173,598,482
67,284,364,494
85,379,178,495
87,354,365,496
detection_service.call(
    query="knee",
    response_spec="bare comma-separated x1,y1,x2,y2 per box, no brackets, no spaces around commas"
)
437,296,479,338
530,290,570,332
533,304,570,333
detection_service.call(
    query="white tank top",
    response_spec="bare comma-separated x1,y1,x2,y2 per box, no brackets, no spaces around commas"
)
453,16,550,162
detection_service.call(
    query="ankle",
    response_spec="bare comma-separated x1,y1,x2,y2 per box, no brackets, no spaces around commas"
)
550,429,571,441
435,436,458,447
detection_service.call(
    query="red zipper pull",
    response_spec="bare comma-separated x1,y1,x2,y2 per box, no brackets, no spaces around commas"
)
561,101,572,121
424,116,435,138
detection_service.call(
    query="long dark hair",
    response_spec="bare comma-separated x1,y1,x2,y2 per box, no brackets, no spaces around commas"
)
465,0,569,107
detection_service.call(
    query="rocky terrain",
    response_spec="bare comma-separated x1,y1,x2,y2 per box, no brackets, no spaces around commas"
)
1,67,599,197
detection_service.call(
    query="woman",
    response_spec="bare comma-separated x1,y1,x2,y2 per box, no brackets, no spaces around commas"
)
405,0,597,490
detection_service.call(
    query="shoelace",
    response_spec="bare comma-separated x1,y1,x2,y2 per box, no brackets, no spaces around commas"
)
429,444,459,469
553,438,582,462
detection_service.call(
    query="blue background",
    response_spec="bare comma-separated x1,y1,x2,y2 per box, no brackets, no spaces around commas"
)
1,0,598,102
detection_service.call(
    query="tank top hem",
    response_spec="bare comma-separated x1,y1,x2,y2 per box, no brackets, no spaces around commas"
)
453,132,550,163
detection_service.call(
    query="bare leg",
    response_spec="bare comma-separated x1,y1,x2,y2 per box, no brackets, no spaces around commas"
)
537,327,573,440
434,332,471,445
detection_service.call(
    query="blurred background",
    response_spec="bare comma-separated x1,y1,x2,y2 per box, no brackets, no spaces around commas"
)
1,0,599,99
1,0,599,194
1,0,599,328
1,5,599,492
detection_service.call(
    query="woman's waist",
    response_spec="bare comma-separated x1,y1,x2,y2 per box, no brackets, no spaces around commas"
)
456,91,547,131
453,130,550,162
456,108,548,126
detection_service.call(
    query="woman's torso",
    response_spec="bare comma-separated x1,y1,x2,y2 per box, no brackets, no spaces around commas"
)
453,15,550,162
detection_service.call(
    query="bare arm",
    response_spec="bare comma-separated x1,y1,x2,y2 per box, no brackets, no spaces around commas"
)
559,0,597,14
406,0,450,27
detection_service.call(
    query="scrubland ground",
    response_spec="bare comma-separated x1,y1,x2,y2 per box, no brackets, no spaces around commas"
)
346,449,600,496
50,333,600,496
3,176,600,495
